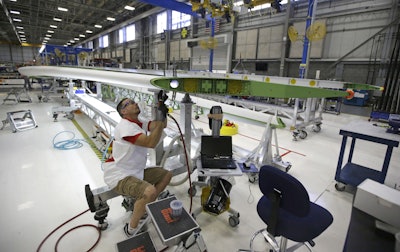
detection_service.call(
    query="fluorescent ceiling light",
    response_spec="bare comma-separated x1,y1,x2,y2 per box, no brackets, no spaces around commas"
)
94,24,102,28
70,40,75,43
86,30,93,33
13,18,22,22
53,17,62,22
107,17,115,21
16,26,24,29
10,10,20,15
47,30,54,33
124,6,135,11
50,25,58,28
74,38,80,41
58,7,68,12
18,31,24,34
79,34,86,37
45,34,52,37
19,34,25,37
44,37,50,40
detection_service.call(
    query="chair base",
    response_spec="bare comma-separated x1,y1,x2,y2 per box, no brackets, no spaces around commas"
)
241,228,313,252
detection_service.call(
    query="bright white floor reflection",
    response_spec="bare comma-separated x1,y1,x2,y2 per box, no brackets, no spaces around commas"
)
0,90,399,252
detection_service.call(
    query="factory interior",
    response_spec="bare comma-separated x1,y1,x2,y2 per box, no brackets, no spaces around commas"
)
0,1,400,252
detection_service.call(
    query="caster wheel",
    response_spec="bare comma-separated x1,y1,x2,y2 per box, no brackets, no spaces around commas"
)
67,112,74,120
335,183,345,191
229,215,240,227
98,220,109,230
188,187,197,196
299,130,307,139
195,115,199,120
312,124,321,132
248,175,256,183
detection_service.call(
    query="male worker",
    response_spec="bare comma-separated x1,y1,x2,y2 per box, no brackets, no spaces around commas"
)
103,92,172,237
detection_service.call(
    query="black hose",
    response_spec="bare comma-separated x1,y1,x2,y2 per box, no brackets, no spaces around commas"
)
167,113,194,213
36,209,101,252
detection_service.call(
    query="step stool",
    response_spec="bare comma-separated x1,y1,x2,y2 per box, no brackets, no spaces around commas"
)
1,110,38,133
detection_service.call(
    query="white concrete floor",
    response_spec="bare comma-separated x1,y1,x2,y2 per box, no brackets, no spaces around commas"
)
0,88,399,252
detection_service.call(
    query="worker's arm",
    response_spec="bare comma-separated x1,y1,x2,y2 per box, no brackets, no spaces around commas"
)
134,121,165,148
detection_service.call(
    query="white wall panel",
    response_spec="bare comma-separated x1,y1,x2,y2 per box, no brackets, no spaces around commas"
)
124,49,130,63
235,29,257,59
191,44,228,71
324,10,390,59
156,43,165,62
170,40,189,61
258,25,284,59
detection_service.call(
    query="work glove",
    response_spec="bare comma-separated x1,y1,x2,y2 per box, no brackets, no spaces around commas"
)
157,90,169,120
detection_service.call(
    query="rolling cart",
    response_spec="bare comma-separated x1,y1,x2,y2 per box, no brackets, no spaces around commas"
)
334,120,400,191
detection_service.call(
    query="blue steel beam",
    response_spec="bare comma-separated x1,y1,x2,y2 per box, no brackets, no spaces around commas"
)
137,0,200,16
299,0,317,79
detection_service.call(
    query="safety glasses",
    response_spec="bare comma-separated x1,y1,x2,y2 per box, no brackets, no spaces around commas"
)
121,99,135,110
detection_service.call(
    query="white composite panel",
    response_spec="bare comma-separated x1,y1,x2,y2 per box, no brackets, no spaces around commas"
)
18,66,157,92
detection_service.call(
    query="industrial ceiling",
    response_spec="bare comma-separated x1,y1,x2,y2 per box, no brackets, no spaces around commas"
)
0,0,158,46
0,0,278,47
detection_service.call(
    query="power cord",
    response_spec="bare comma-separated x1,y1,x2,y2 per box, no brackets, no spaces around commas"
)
36,209,101,252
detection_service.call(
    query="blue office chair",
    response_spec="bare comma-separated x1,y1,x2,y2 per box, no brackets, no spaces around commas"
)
250,165,333,251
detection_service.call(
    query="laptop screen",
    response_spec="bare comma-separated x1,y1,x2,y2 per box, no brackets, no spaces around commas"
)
201,135,232,158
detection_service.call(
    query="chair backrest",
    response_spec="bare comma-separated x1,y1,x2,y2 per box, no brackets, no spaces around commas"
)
259,165,310,217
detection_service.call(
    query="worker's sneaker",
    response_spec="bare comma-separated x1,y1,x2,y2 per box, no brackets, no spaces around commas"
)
158,190,171,200
124,223,145,237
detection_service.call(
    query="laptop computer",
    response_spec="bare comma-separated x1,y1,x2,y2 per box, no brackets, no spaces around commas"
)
200,135,237,169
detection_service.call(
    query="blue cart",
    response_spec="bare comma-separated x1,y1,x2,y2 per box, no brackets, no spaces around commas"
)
335,120,400,191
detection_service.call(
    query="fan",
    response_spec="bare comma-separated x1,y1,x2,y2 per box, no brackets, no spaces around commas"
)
288,26,299,42
306,21,327,41
200,37,219,49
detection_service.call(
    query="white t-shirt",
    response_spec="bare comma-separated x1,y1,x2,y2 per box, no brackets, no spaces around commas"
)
103,118,151,189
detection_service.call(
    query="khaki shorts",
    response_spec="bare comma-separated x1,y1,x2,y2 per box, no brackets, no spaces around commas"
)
113,167,169,200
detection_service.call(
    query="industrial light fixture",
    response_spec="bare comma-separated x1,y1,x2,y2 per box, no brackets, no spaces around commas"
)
13,18,21,22
53,17,62,22
39,45,46,53
86,30,93,33
50,25,58,29
124,6,135,11
47,30,54,33
74,37,79,41
10,10,20,15
57,7,68,12
170,80,179,89
107,17,115,21
79,34,86,37
16,26,23,29
45,34,52,37
94,24,102,28
18,31,24,34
